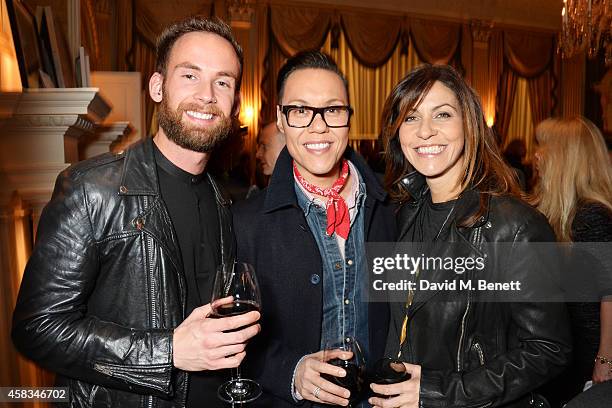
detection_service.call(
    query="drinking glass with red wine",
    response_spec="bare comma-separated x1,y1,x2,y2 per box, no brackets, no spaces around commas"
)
370,357,411,398
210,261,262,404
321,336,367,407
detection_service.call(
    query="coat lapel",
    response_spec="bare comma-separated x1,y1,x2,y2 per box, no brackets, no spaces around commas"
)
119,139,184,274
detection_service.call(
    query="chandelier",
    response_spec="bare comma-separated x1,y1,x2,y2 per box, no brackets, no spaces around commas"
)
558,0,611,65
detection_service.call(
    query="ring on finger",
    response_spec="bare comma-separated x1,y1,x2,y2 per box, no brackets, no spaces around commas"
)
313,386,321,399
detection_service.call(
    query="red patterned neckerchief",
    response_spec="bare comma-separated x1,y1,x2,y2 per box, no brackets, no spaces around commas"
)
293,159,351,239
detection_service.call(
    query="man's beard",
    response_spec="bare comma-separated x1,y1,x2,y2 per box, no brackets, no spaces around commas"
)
157,97,233,153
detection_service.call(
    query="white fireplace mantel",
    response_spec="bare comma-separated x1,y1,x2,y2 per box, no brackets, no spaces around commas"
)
0,88,111,207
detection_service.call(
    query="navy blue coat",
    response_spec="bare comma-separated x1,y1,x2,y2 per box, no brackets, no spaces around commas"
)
233,147,396,407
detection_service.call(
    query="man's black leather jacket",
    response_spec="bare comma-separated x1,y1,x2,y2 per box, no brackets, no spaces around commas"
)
386,171,572,408
12,138,235,407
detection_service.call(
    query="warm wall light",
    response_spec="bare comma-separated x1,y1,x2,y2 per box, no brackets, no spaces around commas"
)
486,115,495,127
1,46,23,92
241,105,254,125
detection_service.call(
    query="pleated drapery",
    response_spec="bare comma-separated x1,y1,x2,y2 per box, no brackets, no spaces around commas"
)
495,68,519,142
270,6,333,56
322,31,421,140
261,5,462,139
497,29,556,156
504,30,555,78
506,77,535,157
339,12,404,68
107,2,559,151
409,18,461,65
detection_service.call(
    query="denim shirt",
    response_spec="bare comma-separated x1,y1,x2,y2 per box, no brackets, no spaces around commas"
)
294,166,370,359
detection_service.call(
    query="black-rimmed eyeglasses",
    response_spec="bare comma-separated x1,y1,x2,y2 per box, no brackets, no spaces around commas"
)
279,105,353,128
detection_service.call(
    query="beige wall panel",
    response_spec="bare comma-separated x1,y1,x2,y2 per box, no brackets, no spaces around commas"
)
91,71,143,141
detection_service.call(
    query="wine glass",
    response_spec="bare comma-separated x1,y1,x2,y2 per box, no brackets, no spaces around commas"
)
210,261,262,404
321,337,367,407
370,357,411,398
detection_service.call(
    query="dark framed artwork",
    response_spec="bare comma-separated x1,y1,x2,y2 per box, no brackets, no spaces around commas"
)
6,0,43,88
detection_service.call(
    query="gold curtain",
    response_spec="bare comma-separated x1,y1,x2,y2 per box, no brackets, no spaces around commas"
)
260,5,334,124
264,4,473,144
259,36,288,125
494,68,519,142
409,18,461,65
504,30,554,78
116,0,134,71
270,5,333,56
322,30,421,141
494,29,556,151
256,4,271,125
339,12,403,68
487,30,505,126
506,77,535,158
528,71,554,129
460,23,473,84
133,39,157,136
561,53,586,116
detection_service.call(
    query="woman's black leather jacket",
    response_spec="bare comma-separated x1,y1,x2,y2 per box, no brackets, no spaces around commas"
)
387,171,572,408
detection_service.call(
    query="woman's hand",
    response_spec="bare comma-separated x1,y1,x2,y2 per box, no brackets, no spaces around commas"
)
593,302,612,383
592,356,612,383
294,349,353,406
369,363,421,408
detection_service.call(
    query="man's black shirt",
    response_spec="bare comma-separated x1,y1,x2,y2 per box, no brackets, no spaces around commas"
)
154,144,227,407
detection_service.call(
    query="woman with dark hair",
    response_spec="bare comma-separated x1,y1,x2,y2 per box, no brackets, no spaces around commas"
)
369,64,571,408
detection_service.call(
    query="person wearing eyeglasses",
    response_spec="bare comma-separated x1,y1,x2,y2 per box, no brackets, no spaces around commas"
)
232,50,396,407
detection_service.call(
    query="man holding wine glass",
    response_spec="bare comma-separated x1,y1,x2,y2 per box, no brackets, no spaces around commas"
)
233,51,396,407
12,17,260,408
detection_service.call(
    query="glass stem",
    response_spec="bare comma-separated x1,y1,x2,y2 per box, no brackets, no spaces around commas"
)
233,365,242,381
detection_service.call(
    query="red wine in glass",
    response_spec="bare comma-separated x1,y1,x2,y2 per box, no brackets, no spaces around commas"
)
210,300,260,318
210,262,262,404
371,357,411,398
321,337,366,407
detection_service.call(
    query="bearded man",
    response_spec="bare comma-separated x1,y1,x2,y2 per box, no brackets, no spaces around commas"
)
12,17,260,408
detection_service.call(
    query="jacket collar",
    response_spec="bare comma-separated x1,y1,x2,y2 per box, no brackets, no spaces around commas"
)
399,170,429,202
119,137,159,196
262,146,387,214
118,137,231,207
397,171,490,241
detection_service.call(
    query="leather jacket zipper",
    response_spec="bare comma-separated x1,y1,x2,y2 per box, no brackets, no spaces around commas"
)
473,342,485,366
457,297,471,370
146,234,157,327
458,226,483,371
142,196,158,328
93,363,112,376
142,197,156,408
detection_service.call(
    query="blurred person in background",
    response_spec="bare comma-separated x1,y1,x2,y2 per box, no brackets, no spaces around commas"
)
532,116,612,404
256,121,286,177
